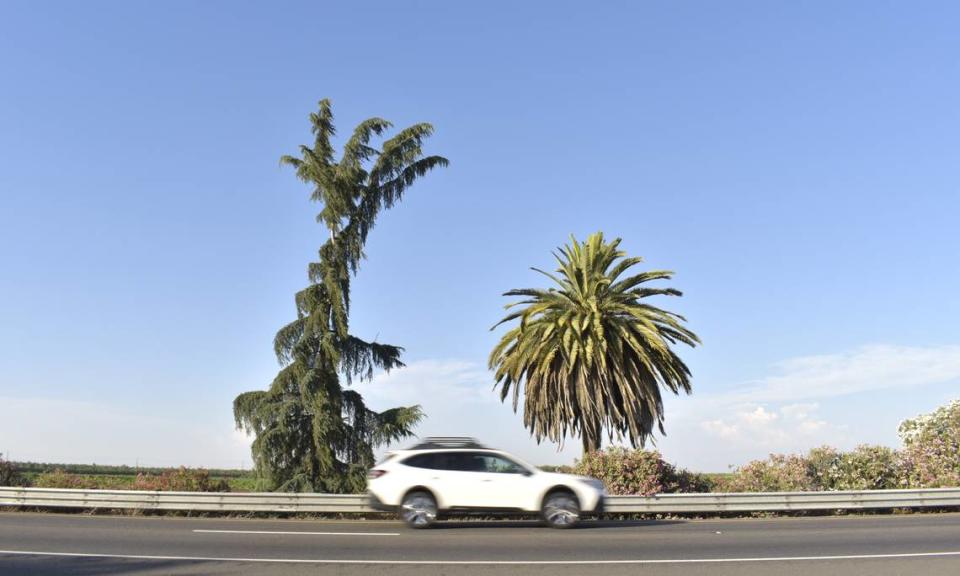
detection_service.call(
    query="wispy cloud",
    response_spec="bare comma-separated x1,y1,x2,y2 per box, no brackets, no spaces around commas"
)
727,344,960,403
352,359,498,409
699,403,835,448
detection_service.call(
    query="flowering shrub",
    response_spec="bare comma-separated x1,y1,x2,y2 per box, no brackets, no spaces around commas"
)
33,467,230,492
725,445,903,493
573,448,710,495
898,400,960,488
132,468,230,492
724,453,815,492
830,445,900,490
803,445,839,489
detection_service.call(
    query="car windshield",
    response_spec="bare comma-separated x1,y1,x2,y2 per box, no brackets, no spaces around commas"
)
475,454,525,474
469,452,536,474
497,452,536,474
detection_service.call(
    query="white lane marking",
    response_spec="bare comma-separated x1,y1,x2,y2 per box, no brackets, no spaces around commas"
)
193,529,399,537
2,549,960,565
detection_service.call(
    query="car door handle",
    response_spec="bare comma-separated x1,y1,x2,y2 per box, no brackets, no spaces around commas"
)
482,479,493,482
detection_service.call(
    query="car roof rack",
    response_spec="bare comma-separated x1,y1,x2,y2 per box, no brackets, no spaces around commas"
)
408,436,488,450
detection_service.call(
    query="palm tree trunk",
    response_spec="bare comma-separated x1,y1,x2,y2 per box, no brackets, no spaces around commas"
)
581,422,602,456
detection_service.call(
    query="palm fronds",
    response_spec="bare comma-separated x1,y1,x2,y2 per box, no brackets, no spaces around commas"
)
489,232,699,454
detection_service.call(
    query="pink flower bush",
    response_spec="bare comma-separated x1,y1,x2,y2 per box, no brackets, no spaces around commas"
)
724,453,814,492
722,401,960,493
573,448,710,495
898,400,960,488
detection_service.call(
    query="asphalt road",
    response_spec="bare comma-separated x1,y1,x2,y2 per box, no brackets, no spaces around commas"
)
2,512,960,575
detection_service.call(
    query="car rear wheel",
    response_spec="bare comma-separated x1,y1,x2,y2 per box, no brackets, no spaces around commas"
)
541,490,580,529
400,490,437,529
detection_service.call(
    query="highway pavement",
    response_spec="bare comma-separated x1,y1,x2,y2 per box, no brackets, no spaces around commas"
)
1,511,960,575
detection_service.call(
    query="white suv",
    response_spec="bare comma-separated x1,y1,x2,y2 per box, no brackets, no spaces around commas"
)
367,437,606,528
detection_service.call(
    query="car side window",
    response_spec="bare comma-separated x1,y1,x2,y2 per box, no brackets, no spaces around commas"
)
401,452,525,473
438,452,480,472
434,452,466,471
430,452,489,472
402,452,471,471
402,454,437,469
479,455,525,474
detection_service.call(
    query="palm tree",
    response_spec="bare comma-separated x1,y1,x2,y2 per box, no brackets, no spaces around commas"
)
234,99,448,492
489,232,700,455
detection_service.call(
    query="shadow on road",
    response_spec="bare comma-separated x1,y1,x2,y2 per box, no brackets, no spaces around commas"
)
425,519,686,530
1,556,225,576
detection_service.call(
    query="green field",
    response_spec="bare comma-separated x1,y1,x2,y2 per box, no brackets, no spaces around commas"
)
14,462,259,492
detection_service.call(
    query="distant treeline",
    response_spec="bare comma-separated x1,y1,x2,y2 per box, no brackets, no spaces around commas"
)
13,462,252,478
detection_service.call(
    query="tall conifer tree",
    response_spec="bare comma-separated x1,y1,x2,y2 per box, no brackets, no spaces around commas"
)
235,100,448,492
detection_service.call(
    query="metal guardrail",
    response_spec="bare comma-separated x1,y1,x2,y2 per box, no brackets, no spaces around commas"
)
0,487,370,513
602,488,960,513
3,486,960,514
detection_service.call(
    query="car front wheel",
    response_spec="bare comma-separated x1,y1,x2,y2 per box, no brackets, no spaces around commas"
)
400,490,438,529
541,490,580,529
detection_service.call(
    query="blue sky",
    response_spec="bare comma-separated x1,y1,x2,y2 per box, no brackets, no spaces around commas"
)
2,1,959,471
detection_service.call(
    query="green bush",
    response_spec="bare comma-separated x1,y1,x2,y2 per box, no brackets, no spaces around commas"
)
0,454,28,487
573,448,711,495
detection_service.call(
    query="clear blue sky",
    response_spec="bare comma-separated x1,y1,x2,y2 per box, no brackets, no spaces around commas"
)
2,1,959,470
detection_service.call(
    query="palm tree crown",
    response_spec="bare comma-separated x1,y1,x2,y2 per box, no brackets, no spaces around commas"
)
489,232,700,454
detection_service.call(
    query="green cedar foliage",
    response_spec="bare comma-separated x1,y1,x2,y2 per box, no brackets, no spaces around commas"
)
234,100,447,492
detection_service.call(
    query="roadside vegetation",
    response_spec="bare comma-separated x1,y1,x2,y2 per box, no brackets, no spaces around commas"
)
716,399,960,493
3,463,249,492
5,399,957,495
0,454,28,487
0,400,960,495
570,399,960,495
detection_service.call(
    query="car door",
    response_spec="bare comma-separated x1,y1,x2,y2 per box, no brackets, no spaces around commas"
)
402,451,477,508
462,453,535,510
